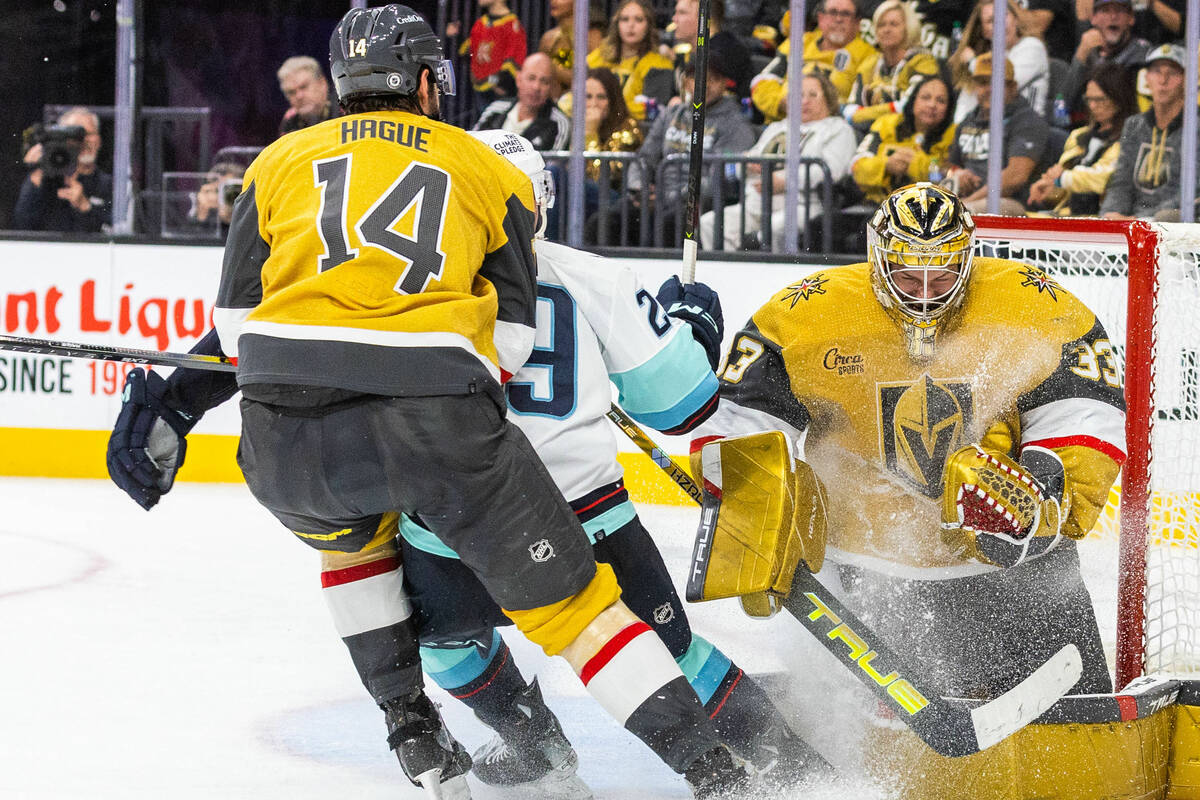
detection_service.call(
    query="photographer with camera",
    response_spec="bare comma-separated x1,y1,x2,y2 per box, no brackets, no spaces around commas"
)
182,161,244,240
13,106,111,233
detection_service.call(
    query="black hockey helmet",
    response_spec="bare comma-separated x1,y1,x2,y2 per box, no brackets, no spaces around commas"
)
329,4,456,102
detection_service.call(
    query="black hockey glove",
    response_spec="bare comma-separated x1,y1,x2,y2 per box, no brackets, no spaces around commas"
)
656,276,724,371
107,369,198,510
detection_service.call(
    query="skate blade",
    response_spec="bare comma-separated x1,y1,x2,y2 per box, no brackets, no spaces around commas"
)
486,768,594,800
416,769,472,800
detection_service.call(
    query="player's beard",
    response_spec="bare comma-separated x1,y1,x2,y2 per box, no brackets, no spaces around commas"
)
424,90,443,122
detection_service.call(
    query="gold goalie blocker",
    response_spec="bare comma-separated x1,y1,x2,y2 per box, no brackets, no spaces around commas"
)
685,431,828,617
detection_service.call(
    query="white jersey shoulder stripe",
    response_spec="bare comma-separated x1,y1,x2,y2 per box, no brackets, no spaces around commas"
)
1020,397,1125,457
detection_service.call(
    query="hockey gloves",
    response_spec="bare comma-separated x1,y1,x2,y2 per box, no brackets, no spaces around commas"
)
941,444,1068,568
657,276,725,371
107,369,198,510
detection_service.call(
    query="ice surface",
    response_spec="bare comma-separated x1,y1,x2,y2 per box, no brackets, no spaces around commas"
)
0,479,1118,799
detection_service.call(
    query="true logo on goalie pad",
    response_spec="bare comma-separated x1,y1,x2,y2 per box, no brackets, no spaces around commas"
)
879,376,974,497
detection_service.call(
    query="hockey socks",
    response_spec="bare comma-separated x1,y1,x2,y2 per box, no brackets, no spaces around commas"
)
561,601,726,773
320,553,423,704
421,632,529,731
699,654,835,782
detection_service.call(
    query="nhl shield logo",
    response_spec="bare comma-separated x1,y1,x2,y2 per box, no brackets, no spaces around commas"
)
653,602,675,625
529,539,555,562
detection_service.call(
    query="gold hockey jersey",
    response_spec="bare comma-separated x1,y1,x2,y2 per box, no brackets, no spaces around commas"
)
695,258,1126,577
214,111,538,397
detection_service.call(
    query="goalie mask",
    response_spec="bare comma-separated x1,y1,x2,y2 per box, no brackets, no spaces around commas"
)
469,129,556,239
867,183,975,360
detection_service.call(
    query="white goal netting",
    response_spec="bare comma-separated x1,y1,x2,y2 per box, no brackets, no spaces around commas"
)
975,218,1200,684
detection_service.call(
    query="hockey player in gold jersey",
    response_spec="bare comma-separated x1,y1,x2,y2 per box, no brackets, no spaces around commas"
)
693,183,1123,724
159,5,751,798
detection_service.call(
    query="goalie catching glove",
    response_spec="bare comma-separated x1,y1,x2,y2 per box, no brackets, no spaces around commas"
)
941,444,1068,568
686,431,827,618
106,369,198,510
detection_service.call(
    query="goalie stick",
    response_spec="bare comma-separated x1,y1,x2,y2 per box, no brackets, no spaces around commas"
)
0,333,236,373
605,403,1084,757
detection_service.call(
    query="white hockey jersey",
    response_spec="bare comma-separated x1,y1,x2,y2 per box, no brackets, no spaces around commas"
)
402,240,719,556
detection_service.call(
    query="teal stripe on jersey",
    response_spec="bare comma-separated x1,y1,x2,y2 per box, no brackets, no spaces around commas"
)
421,631,502,690
403,501,638,553
676,636,731,705
399,514,461,559
583,500,638,544
612,331,717,430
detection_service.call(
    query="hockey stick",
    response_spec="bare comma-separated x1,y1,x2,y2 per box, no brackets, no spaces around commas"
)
605,405,703,504
680,0,711,284
0,333,236,372
606,403,1084,757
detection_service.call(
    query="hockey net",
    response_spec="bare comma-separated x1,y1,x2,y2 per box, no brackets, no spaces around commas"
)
974,216,1200,689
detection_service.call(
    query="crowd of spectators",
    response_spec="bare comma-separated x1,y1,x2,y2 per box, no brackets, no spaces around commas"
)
460,0,1196,250
12,0,1198,250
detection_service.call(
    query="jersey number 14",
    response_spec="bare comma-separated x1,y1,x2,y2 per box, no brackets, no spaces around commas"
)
313,154,449,295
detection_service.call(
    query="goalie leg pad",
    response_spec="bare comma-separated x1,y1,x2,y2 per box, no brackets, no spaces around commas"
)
686,432,828,612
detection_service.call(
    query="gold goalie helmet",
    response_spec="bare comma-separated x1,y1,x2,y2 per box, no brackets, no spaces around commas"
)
867,183,976,359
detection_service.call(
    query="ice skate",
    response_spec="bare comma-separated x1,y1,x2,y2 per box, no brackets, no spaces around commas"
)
383,690,473,800
470,679,593,799
683,745,752,800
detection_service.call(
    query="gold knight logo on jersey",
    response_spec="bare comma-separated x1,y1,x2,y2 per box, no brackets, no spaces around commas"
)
879,376,974,497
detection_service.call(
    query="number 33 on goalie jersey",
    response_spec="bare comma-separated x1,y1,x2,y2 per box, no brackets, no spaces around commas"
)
694,257,1126,577
213,112,539,397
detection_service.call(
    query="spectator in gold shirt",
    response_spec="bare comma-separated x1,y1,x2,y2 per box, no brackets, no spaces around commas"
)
750,0,876,122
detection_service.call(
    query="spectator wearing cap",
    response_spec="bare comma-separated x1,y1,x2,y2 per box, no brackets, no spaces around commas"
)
750,0,876,122
276,56,338,137
842,0,941,134
1063,0,1151,117
585,36,758,246
943,53,1053,214
1102,44,1200,221
1076,0,1185,54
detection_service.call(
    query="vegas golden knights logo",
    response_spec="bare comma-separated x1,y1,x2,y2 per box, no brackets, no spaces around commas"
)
879,376,974,497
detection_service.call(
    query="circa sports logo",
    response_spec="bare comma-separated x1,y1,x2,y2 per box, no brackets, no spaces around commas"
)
823,347,864,375
529,539,555,562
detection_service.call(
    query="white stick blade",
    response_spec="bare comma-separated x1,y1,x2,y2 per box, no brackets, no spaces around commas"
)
970,643,1083,751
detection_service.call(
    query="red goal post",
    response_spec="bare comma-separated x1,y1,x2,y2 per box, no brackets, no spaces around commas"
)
974,215,1200,689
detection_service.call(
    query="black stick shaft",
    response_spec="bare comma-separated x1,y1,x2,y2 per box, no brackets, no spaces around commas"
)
680,0,711,284
0,334,236,372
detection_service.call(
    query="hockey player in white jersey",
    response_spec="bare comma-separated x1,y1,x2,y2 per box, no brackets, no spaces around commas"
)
388,129,831,797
